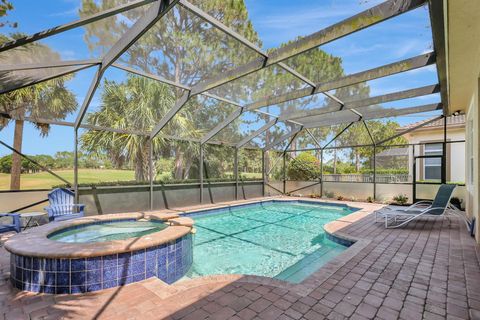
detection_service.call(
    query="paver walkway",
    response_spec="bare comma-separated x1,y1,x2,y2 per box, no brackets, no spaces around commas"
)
1,199,479,320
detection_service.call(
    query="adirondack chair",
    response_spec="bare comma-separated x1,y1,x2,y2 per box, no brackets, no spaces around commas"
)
45,188,85,222
0,213,21,233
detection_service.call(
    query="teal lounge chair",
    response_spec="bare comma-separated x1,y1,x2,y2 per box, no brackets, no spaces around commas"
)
375,184,457,228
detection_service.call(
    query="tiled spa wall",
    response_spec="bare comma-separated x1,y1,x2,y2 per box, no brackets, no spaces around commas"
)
10,233,193,294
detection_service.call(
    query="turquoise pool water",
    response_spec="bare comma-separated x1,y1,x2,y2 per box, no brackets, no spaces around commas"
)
186,201,355,283
48,220,168,243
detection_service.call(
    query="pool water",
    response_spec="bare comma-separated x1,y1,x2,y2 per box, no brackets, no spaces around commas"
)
186,201,355,283
48,220,168,243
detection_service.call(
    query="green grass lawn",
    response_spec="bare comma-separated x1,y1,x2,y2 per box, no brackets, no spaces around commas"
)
0,169,135,190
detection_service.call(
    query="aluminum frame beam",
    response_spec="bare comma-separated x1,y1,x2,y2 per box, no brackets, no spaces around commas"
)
192,0,426,95
302,103,442,129
74,0,180,129
0,64,96,95
151,0,425,139
200,107,245,144
264,126,303,151
376,115,443,145
236,119,278,149
279,84,440,122
0,59,100,72
0,0,157,53
322,123,354,149
178,0,342,106
427,0,449,114
246,53,436,113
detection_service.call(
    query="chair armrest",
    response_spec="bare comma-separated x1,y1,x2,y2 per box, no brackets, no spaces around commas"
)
407,201,432,210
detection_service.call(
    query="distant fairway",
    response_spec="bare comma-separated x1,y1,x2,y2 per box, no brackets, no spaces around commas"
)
0,169,135,190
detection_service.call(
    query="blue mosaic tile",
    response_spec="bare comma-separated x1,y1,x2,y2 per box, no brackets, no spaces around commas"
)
14,255,22,268
45,258,57,271
132,261,145,275
118,252,131,266
86,283,102,292
30,284,40,292
103,254,117,269
22,269,31,284
42,286,55,294
102,280,117,290
71,271,86,286
11,232,193,294
133,273,145,282
103,267,117,282
71,258,86,272
56,272,70,286
86,257,102,270
14,268,22,281
131,250,145,262
146,247,157,261
87,270,102,284
24,256,33,270
32,257,40,270
157,254,167,268
71,285,86,294
119,276,134,285
57,259,70,272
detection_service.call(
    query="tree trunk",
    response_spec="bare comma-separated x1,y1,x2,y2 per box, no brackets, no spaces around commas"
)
174,149,184,180
355,151,360,172
10,119,24,190
333,149,337,174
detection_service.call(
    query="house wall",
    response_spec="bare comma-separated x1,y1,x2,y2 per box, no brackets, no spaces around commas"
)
405,127,465,183
465,82,479,241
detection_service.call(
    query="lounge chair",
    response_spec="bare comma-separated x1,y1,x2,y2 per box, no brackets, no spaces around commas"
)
0,213,21,233
45,188,85,222
375,184,456,228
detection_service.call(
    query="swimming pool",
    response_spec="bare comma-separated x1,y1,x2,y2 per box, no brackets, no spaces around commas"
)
186,201,357,283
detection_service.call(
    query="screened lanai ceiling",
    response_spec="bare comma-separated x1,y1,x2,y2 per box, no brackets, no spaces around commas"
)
0,0,447,152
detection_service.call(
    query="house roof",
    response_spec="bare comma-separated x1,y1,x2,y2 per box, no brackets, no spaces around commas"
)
398,114,465,131
376,147,409,157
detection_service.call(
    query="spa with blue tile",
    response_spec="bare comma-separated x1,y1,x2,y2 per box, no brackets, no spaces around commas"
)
10,233,193,294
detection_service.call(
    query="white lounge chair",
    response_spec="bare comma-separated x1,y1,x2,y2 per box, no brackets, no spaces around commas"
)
375,184,457,228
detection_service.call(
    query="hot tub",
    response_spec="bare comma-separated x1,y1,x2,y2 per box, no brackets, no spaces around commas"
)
5,212,194,294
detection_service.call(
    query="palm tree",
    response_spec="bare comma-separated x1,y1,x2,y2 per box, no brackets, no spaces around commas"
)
0,34,78,189
81,75,202,181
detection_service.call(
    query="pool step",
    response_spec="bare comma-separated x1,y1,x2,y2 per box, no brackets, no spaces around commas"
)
274,245,345,283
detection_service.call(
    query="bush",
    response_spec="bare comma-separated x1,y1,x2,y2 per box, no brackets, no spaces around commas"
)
287,152,320,181
393,194,408,205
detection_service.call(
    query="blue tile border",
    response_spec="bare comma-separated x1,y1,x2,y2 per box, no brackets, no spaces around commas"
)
184,199,360,218
10,233,193,294
326,232,355,247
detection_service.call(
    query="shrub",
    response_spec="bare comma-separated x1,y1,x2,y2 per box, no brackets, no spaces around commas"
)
366,196,374,203
287,152,320,181
393,194,408,205
324,191,335,198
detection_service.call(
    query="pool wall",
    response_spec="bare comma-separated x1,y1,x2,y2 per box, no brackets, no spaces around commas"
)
10,233,193,294
184,199,360,218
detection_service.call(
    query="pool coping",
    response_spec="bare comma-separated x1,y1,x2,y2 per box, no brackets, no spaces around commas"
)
4,212,194,258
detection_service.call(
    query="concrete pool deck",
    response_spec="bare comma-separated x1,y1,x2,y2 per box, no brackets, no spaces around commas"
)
1,196,479,319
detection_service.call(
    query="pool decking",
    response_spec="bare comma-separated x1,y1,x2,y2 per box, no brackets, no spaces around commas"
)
1,197,479,319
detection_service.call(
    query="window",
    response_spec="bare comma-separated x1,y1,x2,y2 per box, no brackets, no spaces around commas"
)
424,143,442,180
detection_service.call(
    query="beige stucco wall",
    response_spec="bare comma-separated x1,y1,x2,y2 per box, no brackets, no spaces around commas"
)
405,127,465,183
465,86,479,240
447,0,480,243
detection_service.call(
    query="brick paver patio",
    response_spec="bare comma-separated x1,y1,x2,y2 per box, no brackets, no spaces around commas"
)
1,199,479,320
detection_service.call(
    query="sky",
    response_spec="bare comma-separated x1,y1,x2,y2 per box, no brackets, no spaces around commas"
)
0,0,442,156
